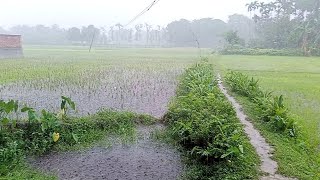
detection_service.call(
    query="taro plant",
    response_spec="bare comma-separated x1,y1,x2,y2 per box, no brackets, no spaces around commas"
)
225,71,263,99
264,95,297,137
58,96,76,120
0,100,19,129
21,106,38,124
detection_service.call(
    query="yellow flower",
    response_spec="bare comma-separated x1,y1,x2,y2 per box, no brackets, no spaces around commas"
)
52,132,60,142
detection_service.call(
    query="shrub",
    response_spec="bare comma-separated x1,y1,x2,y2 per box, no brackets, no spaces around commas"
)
165,63,244,162
225,71,298,137
0,130,24,175
219,46,306,56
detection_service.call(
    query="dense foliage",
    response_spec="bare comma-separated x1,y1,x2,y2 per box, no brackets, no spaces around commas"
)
0,97,155,176
220,45,306,56
225,71,298,137
164,63,244,162
247,0,320,56
0,14,255,48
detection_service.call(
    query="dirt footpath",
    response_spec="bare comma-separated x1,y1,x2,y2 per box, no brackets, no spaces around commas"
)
217,74,297,180
29,125,183,180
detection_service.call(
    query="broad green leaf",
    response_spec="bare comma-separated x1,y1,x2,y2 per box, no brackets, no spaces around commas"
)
238,145,244,154
1,117,10,125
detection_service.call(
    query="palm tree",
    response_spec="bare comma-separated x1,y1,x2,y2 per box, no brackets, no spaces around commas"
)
115,23,123,43
109,26,114,42
145,23,152,45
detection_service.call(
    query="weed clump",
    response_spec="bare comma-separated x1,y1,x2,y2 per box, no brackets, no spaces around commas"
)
225,71,298,137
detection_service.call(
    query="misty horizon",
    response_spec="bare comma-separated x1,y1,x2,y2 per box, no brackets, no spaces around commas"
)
0,15,245,30
0,0,271,29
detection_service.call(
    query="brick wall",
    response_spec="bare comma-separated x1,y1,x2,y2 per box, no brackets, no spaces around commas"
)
0,48,23,59
0,34,22,48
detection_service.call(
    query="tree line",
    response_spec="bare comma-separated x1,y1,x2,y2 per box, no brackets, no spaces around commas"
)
0,14,256,48
0,0,318,52
247,0,320,55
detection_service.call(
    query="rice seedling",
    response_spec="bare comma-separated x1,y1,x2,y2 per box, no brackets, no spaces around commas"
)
0,47,210,119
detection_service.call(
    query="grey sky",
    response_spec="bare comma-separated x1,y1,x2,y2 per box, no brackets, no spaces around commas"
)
0,0,269,28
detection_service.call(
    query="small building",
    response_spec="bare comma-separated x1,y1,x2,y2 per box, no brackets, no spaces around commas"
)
0,34,23,59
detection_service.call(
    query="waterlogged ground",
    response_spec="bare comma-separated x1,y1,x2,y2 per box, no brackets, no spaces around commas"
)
29,125,183,180
0,47,203,117
0,67,181,117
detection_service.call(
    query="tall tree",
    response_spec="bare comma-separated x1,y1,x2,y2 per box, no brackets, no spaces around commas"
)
228,14,256,44
67,27,81,43
81,25,100,45
166,19,194,47
115,23,123,42
224,30,244,46
109,26,114,42
145,23,152,45
135,24,143,41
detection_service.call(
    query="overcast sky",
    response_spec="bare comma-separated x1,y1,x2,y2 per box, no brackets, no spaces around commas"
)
0,0,270,28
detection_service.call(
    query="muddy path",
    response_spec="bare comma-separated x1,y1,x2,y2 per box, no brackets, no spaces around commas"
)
29,124,183,180
217,74,296,180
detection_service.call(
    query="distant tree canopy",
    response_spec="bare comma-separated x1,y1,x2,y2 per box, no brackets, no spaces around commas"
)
0,16,256,48
247,0,320,55
166,18,231,48
224,30,245,46
1,0,318,55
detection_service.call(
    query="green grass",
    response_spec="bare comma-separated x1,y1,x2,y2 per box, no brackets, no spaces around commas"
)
159,63,260,179
233,95,320,179
1,164,56,180
212,55,320,179
154,128,261,180
2,48,320,179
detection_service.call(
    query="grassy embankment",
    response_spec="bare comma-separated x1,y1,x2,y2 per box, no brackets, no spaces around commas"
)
213,55,320,179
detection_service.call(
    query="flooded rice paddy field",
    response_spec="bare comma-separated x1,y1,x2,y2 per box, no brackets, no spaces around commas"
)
0,47,202,117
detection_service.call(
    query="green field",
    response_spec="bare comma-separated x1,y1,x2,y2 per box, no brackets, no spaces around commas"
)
213,55,320,178
0,47,209,117
213,55,320,147
1,47,320,179
1,46,203,84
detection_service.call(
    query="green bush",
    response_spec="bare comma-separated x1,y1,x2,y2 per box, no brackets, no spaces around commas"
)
0,130,24,175
220,46,306,56
225,71,298,137
224,71,263,99
165,63,244,162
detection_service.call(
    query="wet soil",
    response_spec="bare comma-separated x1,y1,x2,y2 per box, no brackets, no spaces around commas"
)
217,74,297,180
29,125,183,180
